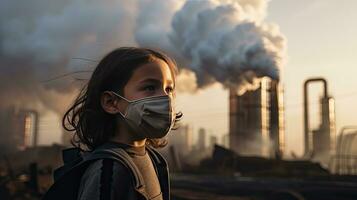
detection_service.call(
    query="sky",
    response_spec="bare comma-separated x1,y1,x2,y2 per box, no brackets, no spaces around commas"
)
31,0,357,157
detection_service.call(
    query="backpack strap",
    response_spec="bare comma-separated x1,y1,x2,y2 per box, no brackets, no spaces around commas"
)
146,146,167,167
146,146,170,200
88,147,145,190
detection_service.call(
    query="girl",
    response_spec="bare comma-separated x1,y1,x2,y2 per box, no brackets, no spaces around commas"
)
63,47,182,200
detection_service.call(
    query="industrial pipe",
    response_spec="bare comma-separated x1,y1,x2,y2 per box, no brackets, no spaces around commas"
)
303,78,328,155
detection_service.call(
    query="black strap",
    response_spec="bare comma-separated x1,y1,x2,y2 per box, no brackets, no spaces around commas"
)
100,159,114,200
146,147,166,167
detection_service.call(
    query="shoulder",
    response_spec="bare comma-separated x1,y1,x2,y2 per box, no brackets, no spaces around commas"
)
78,159,133,200
81,158,131,183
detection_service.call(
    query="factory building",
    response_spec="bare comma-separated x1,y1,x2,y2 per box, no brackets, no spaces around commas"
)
229,77,285,158
0,106,39,153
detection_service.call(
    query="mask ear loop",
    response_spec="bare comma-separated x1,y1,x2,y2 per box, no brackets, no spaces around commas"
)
111,91,130,117
111,91,131,102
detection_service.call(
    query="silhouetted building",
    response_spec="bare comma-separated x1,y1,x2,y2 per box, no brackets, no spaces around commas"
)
229,77,284,157
197,128,207,151
209,135,218,150
0,106,39,153
222,134,229,148
168,124,193,156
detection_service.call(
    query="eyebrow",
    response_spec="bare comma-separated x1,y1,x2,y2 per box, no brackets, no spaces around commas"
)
139,78,174,86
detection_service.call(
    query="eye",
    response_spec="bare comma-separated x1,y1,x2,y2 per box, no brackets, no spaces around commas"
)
144,85,156,91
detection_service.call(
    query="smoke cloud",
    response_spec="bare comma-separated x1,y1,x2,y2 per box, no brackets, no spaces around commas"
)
135,0,286,93
0,0,139,113
0,0,286,114
168,0,286,91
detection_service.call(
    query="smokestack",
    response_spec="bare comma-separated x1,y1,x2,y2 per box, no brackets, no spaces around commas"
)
303,78,336,160
269,80,285,158
229,77,284,158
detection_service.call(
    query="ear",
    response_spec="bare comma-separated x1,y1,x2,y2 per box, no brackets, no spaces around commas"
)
100,91,122,114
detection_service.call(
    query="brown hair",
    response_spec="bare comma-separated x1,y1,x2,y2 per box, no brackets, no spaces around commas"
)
62,47,182,151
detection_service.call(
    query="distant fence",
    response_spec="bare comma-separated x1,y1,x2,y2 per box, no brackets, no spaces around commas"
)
329,127,357,175
329,155,357,175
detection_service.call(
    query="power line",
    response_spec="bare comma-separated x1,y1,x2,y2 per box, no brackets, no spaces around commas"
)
41,70,93,83
71,57,98,63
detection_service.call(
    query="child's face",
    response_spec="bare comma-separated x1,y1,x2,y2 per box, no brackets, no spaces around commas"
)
101,58,176,116
122,59,175,101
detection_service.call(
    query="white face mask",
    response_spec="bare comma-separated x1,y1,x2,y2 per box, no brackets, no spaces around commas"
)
112,91,176,139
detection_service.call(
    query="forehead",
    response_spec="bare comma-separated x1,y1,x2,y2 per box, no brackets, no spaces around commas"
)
129,59,174,84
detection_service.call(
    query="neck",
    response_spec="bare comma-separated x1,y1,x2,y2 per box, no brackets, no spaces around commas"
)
110,122,146,147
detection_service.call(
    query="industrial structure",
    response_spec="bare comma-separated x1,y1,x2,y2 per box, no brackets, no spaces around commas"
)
229,77,285,158
167,124,193,156
197,128,207,151
303,78,336,162
0,106,39,153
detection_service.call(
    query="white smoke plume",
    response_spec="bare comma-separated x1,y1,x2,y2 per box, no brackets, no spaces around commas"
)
167,0,286,91
0,0,286,114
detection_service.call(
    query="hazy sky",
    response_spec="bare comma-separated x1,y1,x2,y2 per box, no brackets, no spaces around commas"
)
35,0,357,157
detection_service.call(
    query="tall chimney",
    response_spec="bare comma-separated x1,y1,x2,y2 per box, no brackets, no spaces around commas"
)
229,77,284,158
